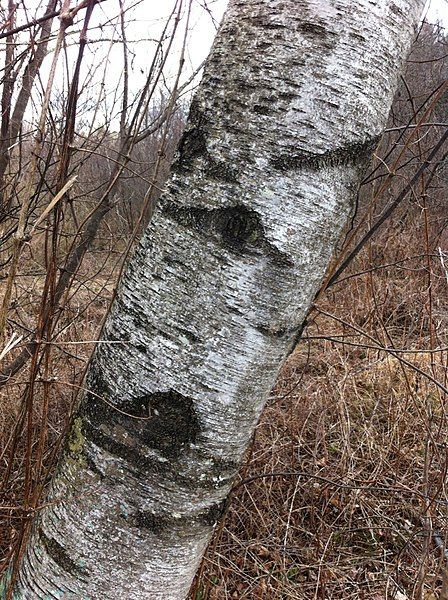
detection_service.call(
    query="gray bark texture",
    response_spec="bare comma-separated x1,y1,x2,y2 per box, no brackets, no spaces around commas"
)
13,0,425,598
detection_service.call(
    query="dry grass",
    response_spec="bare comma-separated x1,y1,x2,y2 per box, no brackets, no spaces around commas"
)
0,247,118,577
1,189,448,600
1,176,447,600
191,214,448,599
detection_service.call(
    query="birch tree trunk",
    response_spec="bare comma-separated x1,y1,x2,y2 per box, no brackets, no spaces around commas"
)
14,0,424,598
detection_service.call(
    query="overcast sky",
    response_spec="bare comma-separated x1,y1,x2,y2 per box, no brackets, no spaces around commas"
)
3,0,447,130
84,0,448,123
425,0,448,23
113,0,448,81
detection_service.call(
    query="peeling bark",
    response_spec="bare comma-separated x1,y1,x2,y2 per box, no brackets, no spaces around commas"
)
13,1,425,598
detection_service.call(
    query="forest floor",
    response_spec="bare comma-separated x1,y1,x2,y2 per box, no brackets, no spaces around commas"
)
1,207,448,600
189,219,448,599
1,211,448,599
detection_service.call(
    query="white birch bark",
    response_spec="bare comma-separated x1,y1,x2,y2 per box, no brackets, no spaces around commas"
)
13,1,424,598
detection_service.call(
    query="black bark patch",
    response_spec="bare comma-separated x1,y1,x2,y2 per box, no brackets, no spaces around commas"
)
234,79,258,94
84,452,106,479
172,99,208,173
175,127,207,169
85,385,200,461
204,158,239,183
297,22,330,36
253,104,273,116
390,3,404,16
81,369,235,490
271,136,381,172
200,498,228,526
162,202,292,265
81,419,163,476
350,32,366,43
83,368,193,462
175,325,200,344
247,15,286,30
256,324,290,338
256,319,308,354
39,528,88,578
138,391,200,459
297,22,337,50
279,92,297,101
207,454,239,475
218,206,263,250
83,416,236,491
129,511,167,534
171,100,240,183
129,500,228,534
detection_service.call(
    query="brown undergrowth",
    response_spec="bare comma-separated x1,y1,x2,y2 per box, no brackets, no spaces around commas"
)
0,249,118,580
191,215,448,599
3,204,448,598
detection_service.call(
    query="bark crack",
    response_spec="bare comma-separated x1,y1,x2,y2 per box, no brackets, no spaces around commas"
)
127,500,227,534
38,528,88,579
270,135,381,172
